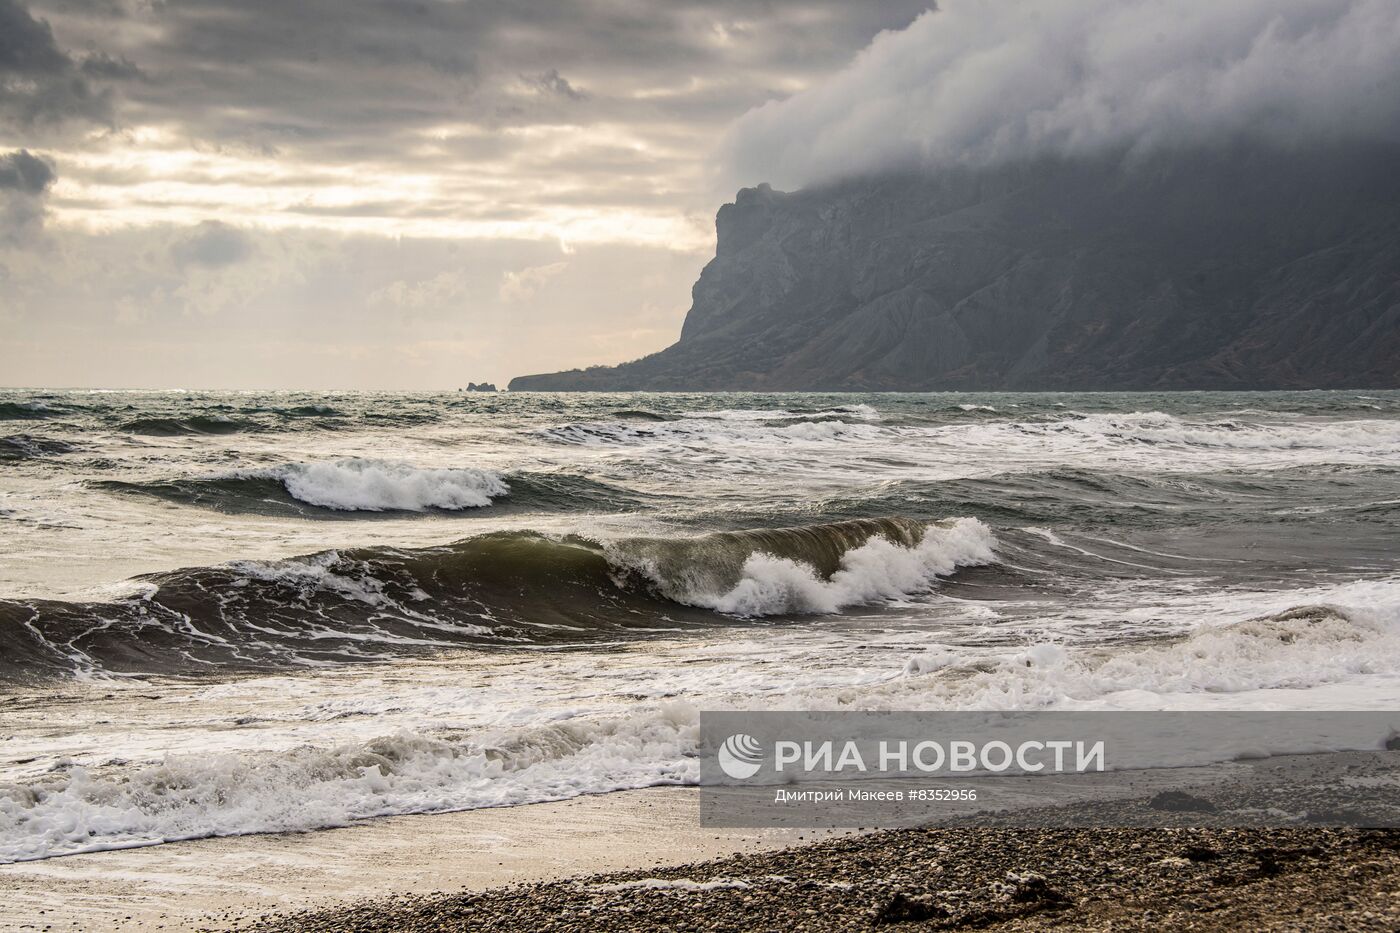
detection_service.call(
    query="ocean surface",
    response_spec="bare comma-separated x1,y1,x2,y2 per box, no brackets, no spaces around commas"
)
2,388,1399,862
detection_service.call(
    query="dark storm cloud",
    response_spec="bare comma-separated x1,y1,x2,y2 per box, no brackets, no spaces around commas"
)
0,0,112,127
0,148,55,192
525,69,587,101
724,0,1400,189
79,52,144,81
3,1,947,390
26,0,933,161
170,220,253,266
0,148,55,242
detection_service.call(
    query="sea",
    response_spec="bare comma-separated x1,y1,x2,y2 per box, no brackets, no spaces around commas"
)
1,388,1399,862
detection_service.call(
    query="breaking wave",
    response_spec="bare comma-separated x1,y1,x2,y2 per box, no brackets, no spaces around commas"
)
1017,411,1400,451
888,596,1400,712
5,595,1397,863
0,702,701,863
272,460,506,511
93,460,653,516
0,518,995,681
609,517,996,616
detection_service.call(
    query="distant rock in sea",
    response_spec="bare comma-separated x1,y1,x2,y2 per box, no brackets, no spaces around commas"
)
510,145,1400,391
464,382,498,392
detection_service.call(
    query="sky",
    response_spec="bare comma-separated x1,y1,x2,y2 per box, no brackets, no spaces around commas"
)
0,0,931,389
5,0,1396,390
724,0,1400,188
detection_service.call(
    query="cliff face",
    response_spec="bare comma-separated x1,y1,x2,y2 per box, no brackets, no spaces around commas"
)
510,146,1400,391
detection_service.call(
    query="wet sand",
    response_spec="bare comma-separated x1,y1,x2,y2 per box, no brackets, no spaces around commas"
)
0,789,838,932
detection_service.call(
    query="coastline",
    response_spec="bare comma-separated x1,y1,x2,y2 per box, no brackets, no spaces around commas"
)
228,750,1400,932
4,390,1400,931
236,825,1400,933
0,788,838,932
6,751,1399,931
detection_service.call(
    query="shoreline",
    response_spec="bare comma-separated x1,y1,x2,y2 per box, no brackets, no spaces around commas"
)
5,750,1399,931
227,750,1400,932
235,826,1400,932
0,788,841,932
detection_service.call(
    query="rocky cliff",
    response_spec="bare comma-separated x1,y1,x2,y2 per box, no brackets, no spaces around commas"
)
510,146,1400,391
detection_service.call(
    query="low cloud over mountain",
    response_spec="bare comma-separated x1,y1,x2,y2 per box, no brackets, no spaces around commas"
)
515,2,1400,392
722,0,1400,189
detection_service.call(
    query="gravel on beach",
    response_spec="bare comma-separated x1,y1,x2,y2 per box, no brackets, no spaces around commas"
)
224,826,1400,932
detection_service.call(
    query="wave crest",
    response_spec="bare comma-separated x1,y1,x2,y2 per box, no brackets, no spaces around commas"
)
892,599,1400,711
611,517,996,616
93,462,650,516
0,702,700,862
0,518,995,680
273,459,506,512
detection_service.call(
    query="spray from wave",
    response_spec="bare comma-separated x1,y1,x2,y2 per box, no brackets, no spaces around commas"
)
612,518,996,616
262,459,507,511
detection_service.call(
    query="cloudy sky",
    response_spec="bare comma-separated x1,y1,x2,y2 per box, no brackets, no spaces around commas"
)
726,0,1400,187
0,0,930,389
5,0,1396,390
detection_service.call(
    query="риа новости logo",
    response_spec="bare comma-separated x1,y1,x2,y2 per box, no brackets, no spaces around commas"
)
717,733,764,780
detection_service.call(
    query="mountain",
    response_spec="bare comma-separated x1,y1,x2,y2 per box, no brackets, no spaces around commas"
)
509,146,1400,391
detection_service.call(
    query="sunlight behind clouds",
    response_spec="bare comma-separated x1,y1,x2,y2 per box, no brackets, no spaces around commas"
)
0,0,933,388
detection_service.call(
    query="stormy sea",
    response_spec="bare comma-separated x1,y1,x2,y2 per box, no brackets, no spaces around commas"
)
2,388,1398,863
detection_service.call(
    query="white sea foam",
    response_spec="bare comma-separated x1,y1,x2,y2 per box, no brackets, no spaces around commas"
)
682,518,997,616
835,403,880,420
1024,411,1400,451
0,703,700,863
537,412,884,447
257,459,508,511
880,584,1400,712
223,550,399,607
537,410,1400,479
7,391,1400,863
5,582,1400,863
